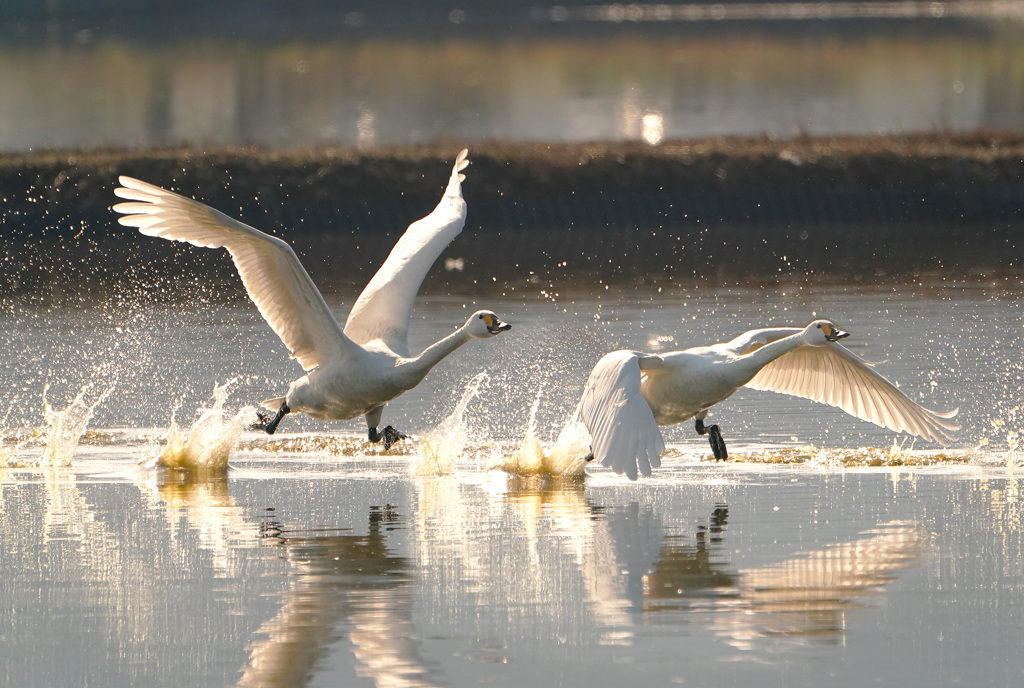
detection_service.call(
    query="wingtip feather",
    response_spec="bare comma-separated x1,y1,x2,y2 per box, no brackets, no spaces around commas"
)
454,149,470,173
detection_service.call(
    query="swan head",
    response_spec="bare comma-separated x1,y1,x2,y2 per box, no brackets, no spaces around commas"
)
466,310,512,339
805,320,850,345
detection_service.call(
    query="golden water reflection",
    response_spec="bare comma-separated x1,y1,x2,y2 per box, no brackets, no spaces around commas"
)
702,522,926,648
0,464,990,687
237,506,439,688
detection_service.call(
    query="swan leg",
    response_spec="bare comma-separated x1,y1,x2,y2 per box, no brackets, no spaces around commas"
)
253,403,290,435
695,418,728,461
368,425,408,450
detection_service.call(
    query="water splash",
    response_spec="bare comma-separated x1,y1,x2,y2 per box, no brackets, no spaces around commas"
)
415,372,489,476
145,380,255,474
0,408,16,469
735,443,970,467
0,438,14,470
40,382,113,467
240,434,416,457
499,388,590,478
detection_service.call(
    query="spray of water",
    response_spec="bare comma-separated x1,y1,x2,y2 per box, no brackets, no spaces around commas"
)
415,372,489,476
0,407,15,469
499,387,590,478
40,382,113,467
145,380,255,474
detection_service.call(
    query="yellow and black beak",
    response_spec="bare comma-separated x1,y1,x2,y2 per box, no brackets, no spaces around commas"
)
822,323,850,342
484,314,512,335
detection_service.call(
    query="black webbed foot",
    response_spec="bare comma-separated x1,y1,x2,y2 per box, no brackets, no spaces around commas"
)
368,425,408,450
252,409,271,430
695,418,728,461
252,404,290,435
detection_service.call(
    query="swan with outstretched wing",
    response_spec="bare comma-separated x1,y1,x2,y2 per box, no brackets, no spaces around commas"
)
580,320,958,479
114,150,510,447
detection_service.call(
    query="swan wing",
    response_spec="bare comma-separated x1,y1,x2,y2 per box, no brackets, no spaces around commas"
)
113,176,353,371
745,342,959,445
343,150,470,356
580,351,667,480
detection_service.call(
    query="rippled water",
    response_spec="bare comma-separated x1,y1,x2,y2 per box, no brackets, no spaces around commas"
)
1,285,1023,686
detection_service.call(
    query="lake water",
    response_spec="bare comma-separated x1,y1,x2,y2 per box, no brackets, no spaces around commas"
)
2,283,1023,687
4,16,1024,152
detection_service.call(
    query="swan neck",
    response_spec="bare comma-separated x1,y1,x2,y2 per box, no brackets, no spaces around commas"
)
403,326,472,382
738,333,806,378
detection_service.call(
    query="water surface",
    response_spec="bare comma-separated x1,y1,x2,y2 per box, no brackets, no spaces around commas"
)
1,285,1023,686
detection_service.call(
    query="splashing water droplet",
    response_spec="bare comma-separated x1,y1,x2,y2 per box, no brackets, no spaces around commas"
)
145,380,255,474
41,382,113,467
416,372,489,475
500,388,590,478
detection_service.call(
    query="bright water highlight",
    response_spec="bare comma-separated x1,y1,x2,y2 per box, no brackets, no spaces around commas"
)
1,286,1022,687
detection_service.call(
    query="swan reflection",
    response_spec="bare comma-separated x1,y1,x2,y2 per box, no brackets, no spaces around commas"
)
413,475,927,653
139,473,260,576
642,504,737,609
641,513,927,648
237,505,440,688
416,475,634,647
716,521,926,645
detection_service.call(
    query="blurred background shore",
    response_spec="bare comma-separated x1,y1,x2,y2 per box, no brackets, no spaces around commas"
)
3,133,1023,299
2,1,1023,295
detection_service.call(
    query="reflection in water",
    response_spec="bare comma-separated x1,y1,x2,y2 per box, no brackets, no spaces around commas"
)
4,26,1024,151
238,506,439,688
2,457,1015,686
978,472,1023,533
643,505,736,608
415,476,928,654
689,521,927,648
138,473,260,576
416,475,635,647
38,466,123,573
503,477,635,642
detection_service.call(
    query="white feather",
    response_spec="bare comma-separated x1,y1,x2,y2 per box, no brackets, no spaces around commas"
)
580,351,666,480
113,151,510,434
579,320,958,480
113,176,351,371
741,330,958,445
343,149,469,357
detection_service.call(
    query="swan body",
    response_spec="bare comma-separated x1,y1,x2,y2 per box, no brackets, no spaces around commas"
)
113,150,511,445
581,320,958,479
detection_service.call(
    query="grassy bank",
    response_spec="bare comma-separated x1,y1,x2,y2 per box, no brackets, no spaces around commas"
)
2,133,1023,298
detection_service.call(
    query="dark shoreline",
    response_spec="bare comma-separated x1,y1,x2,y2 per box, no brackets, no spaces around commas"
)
2,133,1023,299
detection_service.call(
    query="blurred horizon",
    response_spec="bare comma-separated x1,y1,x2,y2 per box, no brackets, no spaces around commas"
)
3,1,1024,43
3,1,1024,152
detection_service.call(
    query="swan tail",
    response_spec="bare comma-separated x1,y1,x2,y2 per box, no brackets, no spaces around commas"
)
259,396,287,411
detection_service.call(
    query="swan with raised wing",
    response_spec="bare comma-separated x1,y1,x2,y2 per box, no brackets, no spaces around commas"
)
114,150,510,448
580,320,958,479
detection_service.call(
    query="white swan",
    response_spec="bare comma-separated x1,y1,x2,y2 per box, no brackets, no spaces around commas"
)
113,149,511,447
580,320,958,479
